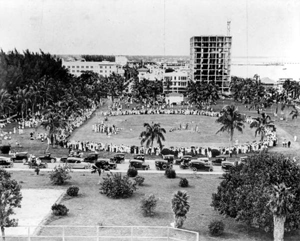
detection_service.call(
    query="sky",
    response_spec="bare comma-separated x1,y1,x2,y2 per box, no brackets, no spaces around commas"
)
0,0,299,61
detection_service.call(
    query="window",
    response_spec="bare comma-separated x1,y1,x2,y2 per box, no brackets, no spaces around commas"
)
91,66,93,68
86,66,89,68
100,70,102,73
81,66,84,68
72,70,75,72
77,66,79,68
77,70,79,72
67,66,70,68
100,66,102,68
72,66,75,68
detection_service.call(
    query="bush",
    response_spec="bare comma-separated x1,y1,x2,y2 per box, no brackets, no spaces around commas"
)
51,203,69,216
179,178,189,187
49,165,71,185
67,186,79,196
165,169,176,178
127,168,138,177
140,194,158,216
100,172,137,198
0,145,11,154
134,175,145,186
208,220,225,236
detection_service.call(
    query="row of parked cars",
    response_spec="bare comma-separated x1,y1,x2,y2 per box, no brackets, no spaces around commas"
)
1,151,248,172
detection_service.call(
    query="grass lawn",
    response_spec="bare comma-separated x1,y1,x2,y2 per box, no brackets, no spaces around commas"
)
10,171,300,241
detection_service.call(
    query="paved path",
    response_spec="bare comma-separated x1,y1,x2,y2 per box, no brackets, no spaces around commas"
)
5,189,65,236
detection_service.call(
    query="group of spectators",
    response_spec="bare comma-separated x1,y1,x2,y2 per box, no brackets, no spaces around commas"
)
92,122,119,135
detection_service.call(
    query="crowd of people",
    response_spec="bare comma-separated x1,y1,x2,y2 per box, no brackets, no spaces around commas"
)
65,106,279,158
92,122,119,135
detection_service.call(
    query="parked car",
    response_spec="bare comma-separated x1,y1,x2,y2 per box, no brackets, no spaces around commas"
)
110,153,125,163
133,154,145,161
175,155,192,165
129,160,150,170
11,152,29,163
212,155,227,165
60,156,68,163
238,156,249,165
162,154,174,164
221,159,237,171
84,153,99,163
65,157,91,169
94,159,117,170
36,153,57,163
155,159,173,170
189,158,213,172
179,156,193,169
0,156,13,168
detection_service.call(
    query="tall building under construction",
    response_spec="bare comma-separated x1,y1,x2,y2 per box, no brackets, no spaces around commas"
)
190,36,232,92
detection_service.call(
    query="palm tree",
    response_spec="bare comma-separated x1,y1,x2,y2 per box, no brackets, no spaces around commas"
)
290,105,299,120
250,113,274,141
0,89,12,118
140,123,166,149
267,182,295,241
216,105,245,142
171,190,190,228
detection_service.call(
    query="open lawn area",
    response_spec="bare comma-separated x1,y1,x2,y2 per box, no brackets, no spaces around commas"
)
71,113,260,148
8,171,300,240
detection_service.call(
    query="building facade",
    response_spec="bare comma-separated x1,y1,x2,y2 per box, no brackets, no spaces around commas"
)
62,60,121,77
190,36,232,92
163,70,189,94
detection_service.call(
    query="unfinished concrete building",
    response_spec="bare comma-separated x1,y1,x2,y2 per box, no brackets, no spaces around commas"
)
190,36,232,92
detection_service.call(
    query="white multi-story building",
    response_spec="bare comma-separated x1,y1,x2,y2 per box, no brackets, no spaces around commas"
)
62,60,121,77
163,70,189,94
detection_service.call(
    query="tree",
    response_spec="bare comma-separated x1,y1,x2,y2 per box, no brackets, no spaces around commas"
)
216,105,245,142
186,81,219,109
289,105,299,120
212,153,300,240
171,190,190,228
250,113,274,141
268,183,295,241
0,169,22,241
140,122,166,149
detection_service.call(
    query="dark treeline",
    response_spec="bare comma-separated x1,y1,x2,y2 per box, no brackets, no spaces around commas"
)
81,55,115,62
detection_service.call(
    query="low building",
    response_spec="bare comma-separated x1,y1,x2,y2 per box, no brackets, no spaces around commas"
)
165,93,184,104
62,60,120,77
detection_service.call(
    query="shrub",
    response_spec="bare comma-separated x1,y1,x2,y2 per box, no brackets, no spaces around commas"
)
49,165,71,185
134,175,145,186
67,186,79,196
165,169,176,178
0,145,11,154
140,194,158,216
51,203,69,216
208,220,225,236
179,178,189,187
127,167,138,177
100,172,137,198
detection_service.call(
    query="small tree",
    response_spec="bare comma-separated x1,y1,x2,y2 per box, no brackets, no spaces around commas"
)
49,165,71,185
268,183,295,241
0,169,22,241
171,191,190,228
140,194,158,216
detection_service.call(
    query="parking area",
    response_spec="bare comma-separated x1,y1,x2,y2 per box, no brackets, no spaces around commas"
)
10,159,224,174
